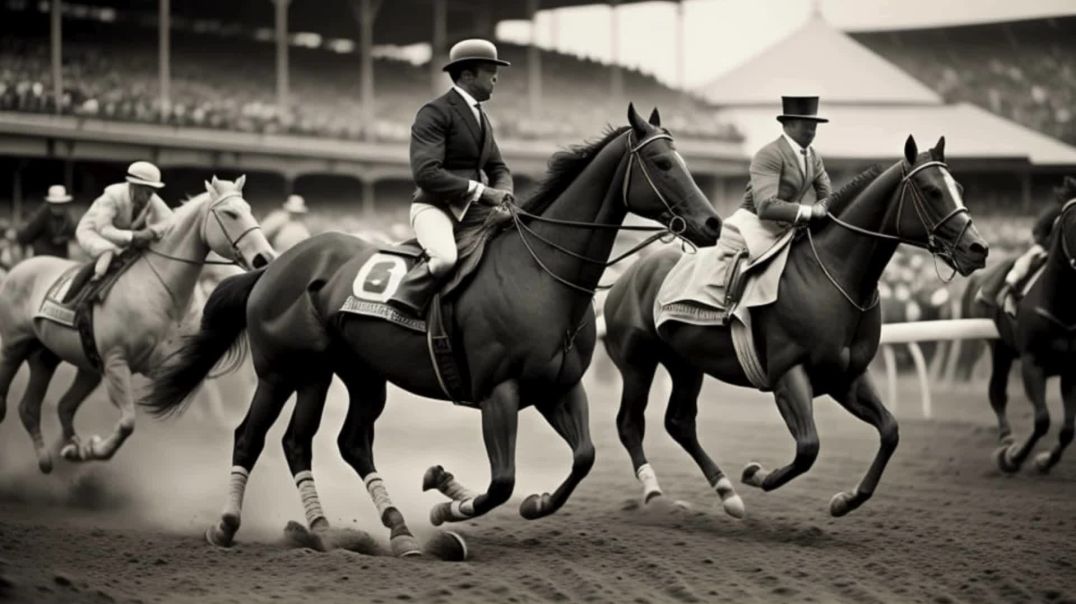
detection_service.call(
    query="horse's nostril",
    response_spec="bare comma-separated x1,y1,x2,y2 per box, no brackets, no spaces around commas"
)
252,254,268,269
969,242,988,257
705,217,722,234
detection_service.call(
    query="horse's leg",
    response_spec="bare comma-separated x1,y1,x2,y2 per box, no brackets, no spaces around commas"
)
1033,371,1075,473
518,381,595,520
741,365,818,491
995,361,1050,473
0,338,37,425
57,369,103,461
828,372,899,517
18,347,60,473
281,371,332,534
428,380,520,525
80,352,138,460
206,375,294,547
337,375,422,558
613,353,662,502
662,358,744,519
988,342,1016,445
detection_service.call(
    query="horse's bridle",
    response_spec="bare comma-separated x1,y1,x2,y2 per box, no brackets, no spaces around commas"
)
824,160,971,278
145,190,261,268
506,130,697,296
1058,198,1076,271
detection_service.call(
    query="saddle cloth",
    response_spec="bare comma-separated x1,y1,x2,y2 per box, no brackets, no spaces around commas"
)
653,209,797,391
34,250,141,370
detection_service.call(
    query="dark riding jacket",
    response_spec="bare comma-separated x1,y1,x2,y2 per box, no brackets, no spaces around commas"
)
409,88,513,220
16,204,76,258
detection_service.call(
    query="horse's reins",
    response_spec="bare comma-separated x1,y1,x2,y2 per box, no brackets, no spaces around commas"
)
808,160,971,311
1032,198,1076,331
506,130,696,296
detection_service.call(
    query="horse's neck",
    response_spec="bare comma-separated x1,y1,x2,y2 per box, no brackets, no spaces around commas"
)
527,135,629,306
146,199,210,320
812,165,902,303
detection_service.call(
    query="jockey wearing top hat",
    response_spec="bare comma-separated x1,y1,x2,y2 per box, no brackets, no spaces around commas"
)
14,184,77,258
387,38,515,316
76,161,174,282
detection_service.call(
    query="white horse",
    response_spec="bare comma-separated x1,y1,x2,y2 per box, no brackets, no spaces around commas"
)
0,176,275,472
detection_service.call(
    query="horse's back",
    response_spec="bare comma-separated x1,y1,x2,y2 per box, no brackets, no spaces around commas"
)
246,232,373,359
0,256,77,341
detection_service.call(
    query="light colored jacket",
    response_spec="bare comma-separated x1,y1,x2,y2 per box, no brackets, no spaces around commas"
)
740,136,832,224
76,182,173,256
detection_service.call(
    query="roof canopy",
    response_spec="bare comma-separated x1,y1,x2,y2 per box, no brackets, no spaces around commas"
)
697,13,942,107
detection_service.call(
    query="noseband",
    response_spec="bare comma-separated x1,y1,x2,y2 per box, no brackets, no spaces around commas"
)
623,131,687,236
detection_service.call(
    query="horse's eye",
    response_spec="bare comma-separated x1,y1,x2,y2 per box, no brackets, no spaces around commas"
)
654,158,672,171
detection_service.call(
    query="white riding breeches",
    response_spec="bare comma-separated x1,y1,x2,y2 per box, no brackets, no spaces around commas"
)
410,202,458,277
1006,243,1046,286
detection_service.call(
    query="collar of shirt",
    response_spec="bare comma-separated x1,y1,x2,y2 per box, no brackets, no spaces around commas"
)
452,85,482,126
782,132,810,174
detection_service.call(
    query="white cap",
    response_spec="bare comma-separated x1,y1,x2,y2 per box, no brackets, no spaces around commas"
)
126,161,165,189
45,184,73,203
283,194,308,214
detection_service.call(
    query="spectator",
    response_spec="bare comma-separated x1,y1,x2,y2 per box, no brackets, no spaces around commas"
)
261,194,312,252
15,184,77,258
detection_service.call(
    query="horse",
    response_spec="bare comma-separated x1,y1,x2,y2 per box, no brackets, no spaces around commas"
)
961,180,1076,474
603,136,989,520
0,176,274,472
142,105,723,555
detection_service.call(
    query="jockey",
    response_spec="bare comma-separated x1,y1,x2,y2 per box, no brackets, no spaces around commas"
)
76,161,173,282
260,194,311,252
15,184,77,258
995,175,1076,315
387,38,514,316
718,96,832,322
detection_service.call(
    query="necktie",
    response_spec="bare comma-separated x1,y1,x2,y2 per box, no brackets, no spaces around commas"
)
799,148,808,177
475,103,486,139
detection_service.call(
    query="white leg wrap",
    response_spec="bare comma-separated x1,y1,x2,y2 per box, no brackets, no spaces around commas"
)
364,473,396,517
442,477,478,501
294,471,326,527
636,463,662,499
224,466,249,517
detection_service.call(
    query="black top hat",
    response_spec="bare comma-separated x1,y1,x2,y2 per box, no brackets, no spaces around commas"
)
777,96,828,123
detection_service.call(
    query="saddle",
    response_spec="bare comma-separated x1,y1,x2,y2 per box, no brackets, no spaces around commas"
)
338,208,509,406
34,248,142,370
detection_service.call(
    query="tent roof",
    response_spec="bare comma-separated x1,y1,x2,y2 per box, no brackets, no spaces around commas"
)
716,103,1076,167
697,13,942,107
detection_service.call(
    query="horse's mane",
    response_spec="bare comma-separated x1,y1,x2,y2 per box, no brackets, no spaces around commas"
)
827,164,884,216
519,125,631,215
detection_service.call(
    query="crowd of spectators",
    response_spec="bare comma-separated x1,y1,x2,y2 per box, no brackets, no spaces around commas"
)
855,17,1076,145
0,24,738,144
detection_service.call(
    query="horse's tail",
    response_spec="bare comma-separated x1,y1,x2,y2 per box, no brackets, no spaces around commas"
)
142,268,265,418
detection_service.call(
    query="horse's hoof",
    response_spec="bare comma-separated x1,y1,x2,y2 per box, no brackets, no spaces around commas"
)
422,465,446,491
830,491,860,517
390,534,423,558
721,494,746,519
205,522,236,548
37,454,53,475
424,531,468,562
741,462,764,488
519,493,551,520
60,443,80,461
1033,451,1054,474
993,445,1021,474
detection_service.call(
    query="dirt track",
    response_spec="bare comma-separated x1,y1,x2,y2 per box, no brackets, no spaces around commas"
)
1,365,1074,603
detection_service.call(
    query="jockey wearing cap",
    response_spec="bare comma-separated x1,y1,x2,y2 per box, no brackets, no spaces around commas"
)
717,96,832,322
76,161,174,282
15,184,77,259
387,38,514,316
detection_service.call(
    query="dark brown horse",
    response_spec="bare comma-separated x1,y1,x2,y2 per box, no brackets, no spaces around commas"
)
142,105,722,555
962,179,1076,474
604,136,988,519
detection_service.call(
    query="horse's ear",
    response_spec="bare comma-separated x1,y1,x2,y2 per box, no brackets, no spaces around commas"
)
204,180,214,195
211,175,220,187
932,136,946,161
628,102,647,135
904,135,918,164
235,174,246,191
648,107,661,127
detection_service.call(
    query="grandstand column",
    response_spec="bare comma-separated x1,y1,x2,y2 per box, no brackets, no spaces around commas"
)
50,0,62,115
431,0,447,96
159,0,171,119
675,0,685,91
352,0,382,141
362,178,375,216
273,0,291,121
527,0,542,119
609,0,623,101
475,0,494,38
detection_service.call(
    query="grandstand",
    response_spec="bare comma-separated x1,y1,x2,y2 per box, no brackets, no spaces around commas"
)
853,16,1076,147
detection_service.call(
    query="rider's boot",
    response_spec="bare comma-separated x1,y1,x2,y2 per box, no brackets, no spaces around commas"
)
387,262,444,317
